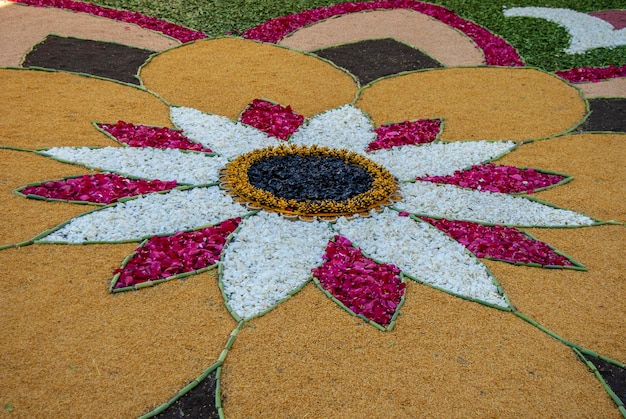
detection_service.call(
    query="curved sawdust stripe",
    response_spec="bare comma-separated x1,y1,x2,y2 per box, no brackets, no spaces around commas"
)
576,77,626,98
486,224,626,364
0,244,236,418
0,68,171,149
356,67,586,141
221,281,618,418
140,38,358,119
279,9,485,67
497,133,626,223
0,3,179,67
0,149,94,246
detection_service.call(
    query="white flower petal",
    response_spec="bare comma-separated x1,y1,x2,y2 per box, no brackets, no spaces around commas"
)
368,141,516,181
335,209,508,307
290,105,375,154
38,187,247,243
42,147,226,185
397,181,596,227
220,212,333,319
170,106,278,160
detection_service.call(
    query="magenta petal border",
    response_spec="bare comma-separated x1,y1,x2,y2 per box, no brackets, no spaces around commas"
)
242,0,523,67
556,64,626,83
10,0,207,43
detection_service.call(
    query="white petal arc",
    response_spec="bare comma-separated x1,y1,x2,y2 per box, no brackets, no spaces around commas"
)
42,147,228,185
290,105,375,154
368,140,516,181
334,209,508,307
220,212,334,320
397,181,596,227
170,106,279,160
38,187,248,243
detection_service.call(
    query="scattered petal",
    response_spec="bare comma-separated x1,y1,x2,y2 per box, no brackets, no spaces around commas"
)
397,182,596,227
419,217,577,267
367,119,441,151
417,163,566,194
170,106,278,160
220,212,333,319
239,99,304,140
368,141,516,181
41,146,227,185
290,105,375,154
312,235,405,326
20,173,177,204
113,217,241,288
335,209,508,307
98,121,212,152
37,187,248,243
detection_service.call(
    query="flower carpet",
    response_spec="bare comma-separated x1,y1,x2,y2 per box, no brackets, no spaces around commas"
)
0,1,625,417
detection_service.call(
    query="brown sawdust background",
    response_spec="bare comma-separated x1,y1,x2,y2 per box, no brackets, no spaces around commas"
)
0,3,624,418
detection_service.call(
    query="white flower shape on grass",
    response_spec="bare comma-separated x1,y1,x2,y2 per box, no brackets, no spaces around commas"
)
503,7,626,54
34,104,596,321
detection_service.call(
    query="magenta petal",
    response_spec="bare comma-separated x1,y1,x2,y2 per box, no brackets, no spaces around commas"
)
556,65,626,83
239,99,305,140
113,218,241,288
311,236,405,327
419,217,575,267
416,164,566,194
367,119,441,151
20,173,178,204
98,121,212,152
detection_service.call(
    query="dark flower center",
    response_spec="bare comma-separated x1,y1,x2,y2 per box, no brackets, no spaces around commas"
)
247,154,373,202
219,144,399,220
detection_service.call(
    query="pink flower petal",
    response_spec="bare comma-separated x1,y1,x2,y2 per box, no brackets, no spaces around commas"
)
99,121,212,152
113,218,241,289
20,173,177,204
419,217,576,267
239,99,305,140
312,236,405,326
556,65,626,83
416,163,566,194
367,119,441,151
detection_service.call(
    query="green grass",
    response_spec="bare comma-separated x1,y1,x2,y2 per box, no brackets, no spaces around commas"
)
93,0,626,72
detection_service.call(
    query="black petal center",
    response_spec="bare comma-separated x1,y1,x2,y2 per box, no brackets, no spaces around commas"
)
247,154,373,202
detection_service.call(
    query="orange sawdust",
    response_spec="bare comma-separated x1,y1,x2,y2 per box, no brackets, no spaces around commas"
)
0,68,172,150
355,67,587,141
0,244,237,418
140,38,359,119
221,282,619,418
497,133,626,223
485,224,626,364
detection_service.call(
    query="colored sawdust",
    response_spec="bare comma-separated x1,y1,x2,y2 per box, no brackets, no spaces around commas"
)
140,38,359,120
279,9,485,67
0,69,172,150
498,133,626,223
0,3,624,418
0,2,179,67
221,282,618,418
356,67,587,141
0,244,236,418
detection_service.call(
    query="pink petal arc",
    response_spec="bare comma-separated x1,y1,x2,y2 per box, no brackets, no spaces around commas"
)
367,119,441,151
21,173,177,204
99,121,212,152
416,163,566,194
556,65,626,83
419,217,575,267
113,218,241,289
12,0,206,43
239,99,305,140
242,1,523,67
312,236,405,327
